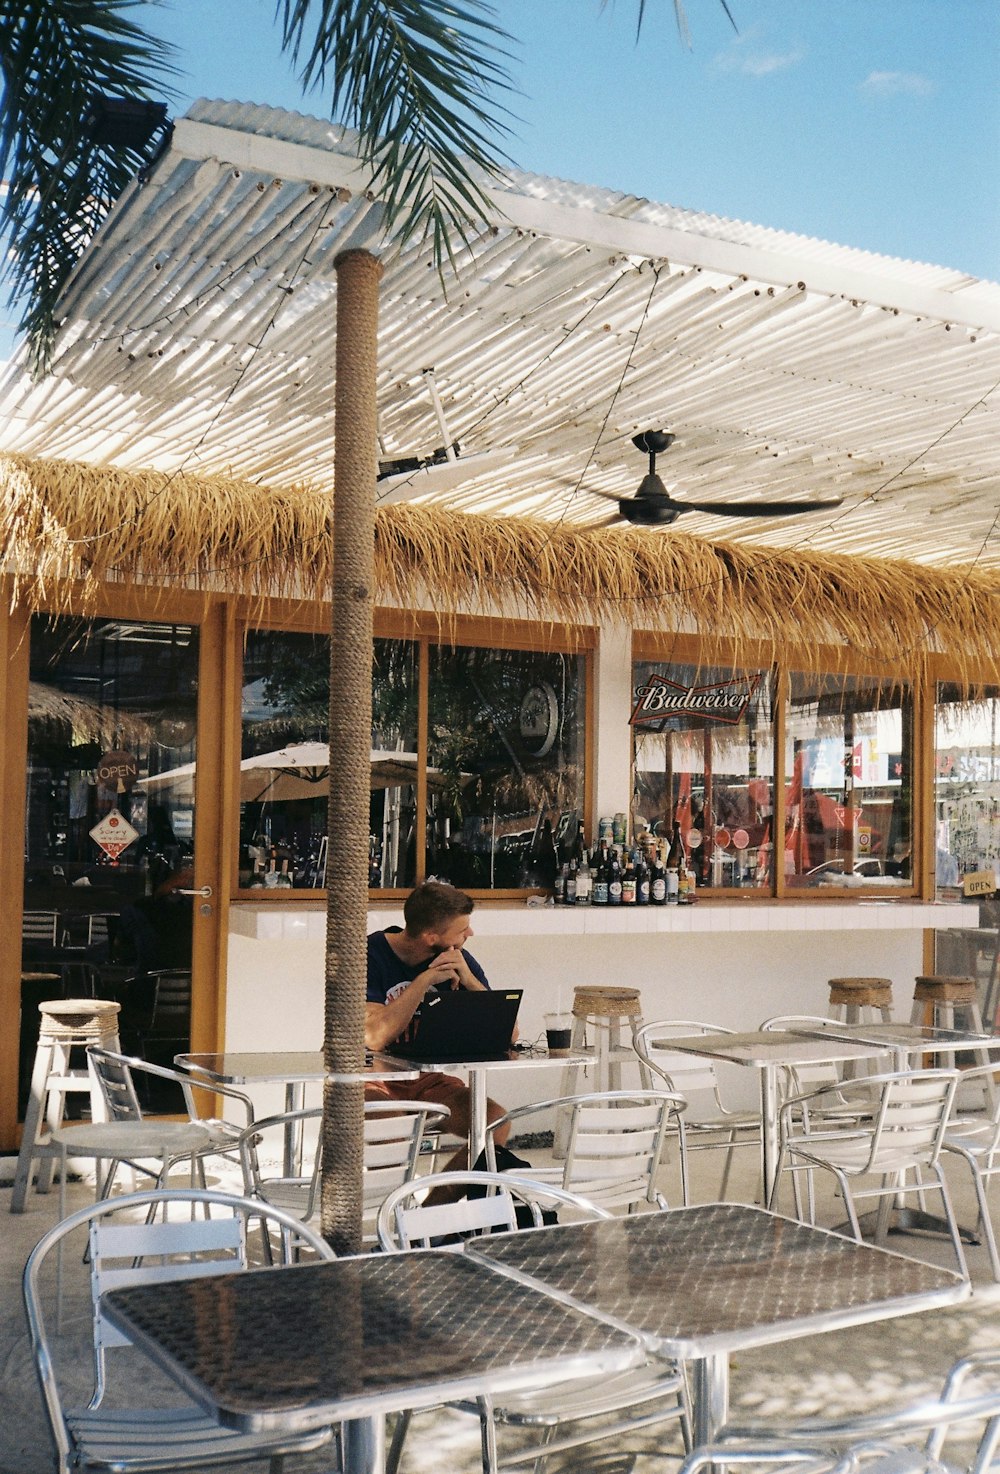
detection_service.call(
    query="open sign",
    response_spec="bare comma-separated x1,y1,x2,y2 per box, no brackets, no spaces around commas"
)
95,750,139,792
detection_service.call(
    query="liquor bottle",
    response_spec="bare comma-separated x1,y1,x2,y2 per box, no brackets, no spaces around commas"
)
556,861,569,905
565,858,578,906
608,846,623,905
621,849,637,905
592,846,609,905
678,855,695,904
575,850,592,905
635,847,650,905
651,842,667,905
665,822,683,903
539,818,559,895
572,818,588,865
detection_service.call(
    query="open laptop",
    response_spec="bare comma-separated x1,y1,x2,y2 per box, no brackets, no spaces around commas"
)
388,989,523,1063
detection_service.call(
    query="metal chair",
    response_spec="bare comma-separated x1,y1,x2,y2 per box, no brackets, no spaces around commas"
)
22,1186,338,1474
85,1045,254,1199
22,910,61,947
769,1067,967,1276
943,1061,1000,1281
633,1020,762,1203
759,1014,883,1221
484,1089,686,1212
134,968,192,1065
238,1098,450,1248
376,1169,691,1474
684,1348,1000,1474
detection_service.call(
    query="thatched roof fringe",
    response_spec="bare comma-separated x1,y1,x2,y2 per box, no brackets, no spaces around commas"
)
2,453,999,685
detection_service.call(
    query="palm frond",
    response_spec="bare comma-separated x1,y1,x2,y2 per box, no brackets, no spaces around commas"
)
0,0,177,373
278,0,517,268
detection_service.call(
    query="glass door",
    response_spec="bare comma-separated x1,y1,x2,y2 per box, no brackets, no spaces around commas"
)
21,616,201,1113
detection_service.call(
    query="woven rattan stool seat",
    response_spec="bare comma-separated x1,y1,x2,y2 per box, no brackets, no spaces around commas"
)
571,986,642,1020
11,998,122,1213
37,999,122,1039
914,975,978,1004
828,976,893,1029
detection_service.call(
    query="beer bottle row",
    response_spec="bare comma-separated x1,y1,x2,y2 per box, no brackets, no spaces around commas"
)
554,823,695,906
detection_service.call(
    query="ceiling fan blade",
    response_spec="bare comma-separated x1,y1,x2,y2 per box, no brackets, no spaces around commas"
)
585,487,630,504
671,496,844,519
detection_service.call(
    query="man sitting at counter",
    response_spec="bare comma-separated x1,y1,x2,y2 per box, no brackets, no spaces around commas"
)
365,880,511,1184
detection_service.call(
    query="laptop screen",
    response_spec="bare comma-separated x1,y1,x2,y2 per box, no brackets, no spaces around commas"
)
389,989,522,1062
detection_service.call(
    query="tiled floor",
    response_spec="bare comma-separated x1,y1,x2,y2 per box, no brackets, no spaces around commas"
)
1,1131,999,1473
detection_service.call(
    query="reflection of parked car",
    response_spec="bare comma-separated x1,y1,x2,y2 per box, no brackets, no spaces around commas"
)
806,857,885,880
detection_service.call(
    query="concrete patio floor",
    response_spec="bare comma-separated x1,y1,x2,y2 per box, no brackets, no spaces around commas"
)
2,1135,999,1473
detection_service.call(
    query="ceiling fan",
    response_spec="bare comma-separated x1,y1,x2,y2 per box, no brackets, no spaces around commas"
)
591,430,844,527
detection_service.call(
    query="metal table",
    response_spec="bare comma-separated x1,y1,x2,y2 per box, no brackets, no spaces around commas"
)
787,1019,1000,1071
651,1031,887,1202
469,1201,969,1445
103,1248,642,1474
176,1050,420,1174
371,1047,590,1165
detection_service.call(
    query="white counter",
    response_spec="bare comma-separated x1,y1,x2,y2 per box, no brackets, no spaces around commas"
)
230,898,969,942
224,898,971,1118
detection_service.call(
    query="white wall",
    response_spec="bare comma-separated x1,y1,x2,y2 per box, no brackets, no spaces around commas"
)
225,916,929,1119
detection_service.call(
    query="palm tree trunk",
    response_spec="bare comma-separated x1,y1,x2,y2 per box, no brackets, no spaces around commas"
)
321,247,382,1253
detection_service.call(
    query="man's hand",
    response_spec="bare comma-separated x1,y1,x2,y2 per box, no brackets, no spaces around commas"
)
431,946,485,991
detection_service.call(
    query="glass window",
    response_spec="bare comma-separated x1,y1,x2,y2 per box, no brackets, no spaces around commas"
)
239,630,418,890
425,646,586,890
631,660,775,890
932,684,1000,984
22,617,200,1111
934,684,1000,889
784,672,913,889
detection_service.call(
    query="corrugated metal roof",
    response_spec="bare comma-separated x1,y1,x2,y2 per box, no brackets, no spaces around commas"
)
1,97,998,567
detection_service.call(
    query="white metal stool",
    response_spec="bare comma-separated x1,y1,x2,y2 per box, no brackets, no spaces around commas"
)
828,976,894,1025
11,998,121,1212
553,985,644,1154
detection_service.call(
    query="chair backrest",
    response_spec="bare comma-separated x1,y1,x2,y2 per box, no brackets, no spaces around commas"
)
87,1044,144,1122
238,1100,451,1237
863,1069,959,1174
633,1020,736,1115
22,1187,335,1463
376,1169,613,1251
144,969,192,1036
22,909,60,945
362,1100,452,1214
560,1090,682,1208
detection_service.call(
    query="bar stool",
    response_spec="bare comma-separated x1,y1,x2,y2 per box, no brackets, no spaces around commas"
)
553,985,644,1154
911,974,985,1034
828,976,894,1025
11,998,121,1212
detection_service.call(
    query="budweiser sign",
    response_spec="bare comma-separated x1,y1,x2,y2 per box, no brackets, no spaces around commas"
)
630,671,763,729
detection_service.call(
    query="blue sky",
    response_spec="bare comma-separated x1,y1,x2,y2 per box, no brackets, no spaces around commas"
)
1,1,996,350
135,0,998,281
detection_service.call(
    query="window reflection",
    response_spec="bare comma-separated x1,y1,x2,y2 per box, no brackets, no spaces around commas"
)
239,631,418,890
785,672,912,888
632,661,775,890
425,647,586,890
934,684,1000,890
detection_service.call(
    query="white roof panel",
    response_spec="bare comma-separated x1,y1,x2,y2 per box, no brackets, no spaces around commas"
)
1,97,998,566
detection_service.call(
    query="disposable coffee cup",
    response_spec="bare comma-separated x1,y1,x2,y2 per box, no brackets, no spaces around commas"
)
545,1012,573,1056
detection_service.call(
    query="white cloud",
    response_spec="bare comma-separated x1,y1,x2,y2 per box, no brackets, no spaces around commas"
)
712,28,805,79
861,70,936,98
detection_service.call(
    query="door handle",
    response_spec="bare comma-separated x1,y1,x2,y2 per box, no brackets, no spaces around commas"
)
178,885,213,898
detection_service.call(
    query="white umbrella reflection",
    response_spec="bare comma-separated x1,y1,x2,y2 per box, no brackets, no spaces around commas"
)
138,742,463,799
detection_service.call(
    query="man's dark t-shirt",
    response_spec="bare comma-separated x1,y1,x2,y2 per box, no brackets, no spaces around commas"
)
366,926,489,1007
